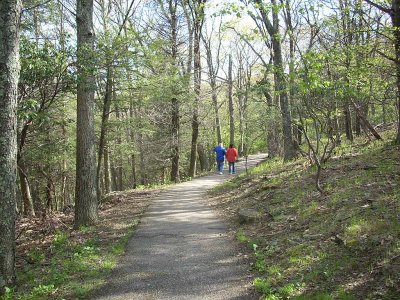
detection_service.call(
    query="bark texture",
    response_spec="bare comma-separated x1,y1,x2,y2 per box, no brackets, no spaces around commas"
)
228,55,235,146
189,0,205,178
75,0,98,227
393,0,400,143
0,0,21,290
169,1,180,183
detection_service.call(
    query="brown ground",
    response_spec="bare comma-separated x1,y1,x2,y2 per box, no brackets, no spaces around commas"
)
15,189,161,279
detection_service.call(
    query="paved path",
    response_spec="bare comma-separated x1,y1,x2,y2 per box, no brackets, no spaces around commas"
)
91,154,268,300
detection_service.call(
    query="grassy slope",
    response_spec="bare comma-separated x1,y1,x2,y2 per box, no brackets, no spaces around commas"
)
208,131,400,300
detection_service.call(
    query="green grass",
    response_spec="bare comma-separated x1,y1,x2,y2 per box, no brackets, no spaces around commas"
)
3,219,142,300
214,132,400,299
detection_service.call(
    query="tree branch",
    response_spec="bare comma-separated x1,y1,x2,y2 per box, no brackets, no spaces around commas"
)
363,0,391,15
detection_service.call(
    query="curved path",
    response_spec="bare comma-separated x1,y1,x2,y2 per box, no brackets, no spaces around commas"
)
91,154,268,300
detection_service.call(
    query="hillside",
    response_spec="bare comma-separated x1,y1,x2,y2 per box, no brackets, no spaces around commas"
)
207,130,400,300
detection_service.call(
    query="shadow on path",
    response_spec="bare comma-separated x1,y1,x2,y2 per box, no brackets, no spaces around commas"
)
90,154,268,300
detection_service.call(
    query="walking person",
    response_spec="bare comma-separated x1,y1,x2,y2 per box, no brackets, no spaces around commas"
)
213,142,226,174
226,144,238,175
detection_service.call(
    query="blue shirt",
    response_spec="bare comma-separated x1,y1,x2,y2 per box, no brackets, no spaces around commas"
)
214,145,226,161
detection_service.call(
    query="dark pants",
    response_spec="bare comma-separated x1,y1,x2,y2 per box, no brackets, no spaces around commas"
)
228,162,235,174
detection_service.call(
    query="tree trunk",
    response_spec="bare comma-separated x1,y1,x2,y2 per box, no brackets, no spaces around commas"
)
170,97,180,183
333,109,341,144
45,177,55,213
130,154,137,189
169,1,180,183
17,123,35,216
111,160,118,191
393,0,400,143
202,27,222,144
96,66,113,201
129,102,137,189
189,1,204,178
103,146,112,194
351,101,382,140
0,0,21,290
273,37,295,160
17,161,35,217
75,0,98,228
139,132,147,185
114,105,123,191
197,143,209,171
256,0,295,160
228,55,235,146
344,104,354,142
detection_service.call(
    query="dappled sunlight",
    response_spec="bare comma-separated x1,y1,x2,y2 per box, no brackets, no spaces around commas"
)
89,155,266,299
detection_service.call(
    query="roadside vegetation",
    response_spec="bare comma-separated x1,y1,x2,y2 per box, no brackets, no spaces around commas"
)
2,129,399,300
1,190,159,300
208,129,400,300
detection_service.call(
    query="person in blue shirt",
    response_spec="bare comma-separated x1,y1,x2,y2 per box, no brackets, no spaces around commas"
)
213,142,226,174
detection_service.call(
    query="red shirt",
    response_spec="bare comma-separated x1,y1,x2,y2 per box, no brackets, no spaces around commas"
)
226,148,238,163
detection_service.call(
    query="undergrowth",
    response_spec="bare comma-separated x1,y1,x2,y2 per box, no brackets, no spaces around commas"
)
2,220,139,300
1,188,157,300
209,130,400,299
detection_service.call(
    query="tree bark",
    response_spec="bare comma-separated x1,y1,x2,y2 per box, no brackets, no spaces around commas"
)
197,143,209,171
75,0,98,228
393,0,400,143
96,66,113,201
169,1,180,183
114,105,123,191
17,123,35,216
170,97,180,183
344,104,354,142
202,23,222,144
129,101,137,189
17,161,35,216
103,146,112,194
228,54,235,146
189,0,205,178
0,0,21,290
351,101,382,140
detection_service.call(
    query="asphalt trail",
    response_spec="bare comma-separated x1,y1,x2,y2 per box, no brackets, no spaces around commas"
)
91,154,268,300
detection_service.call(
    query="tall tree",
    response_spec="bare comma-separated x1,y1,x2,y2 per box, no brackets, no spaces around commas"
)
156,0,182,183
0,0,22,291
188,0,206,178
202,18,223,144
75,0,98,227
228,54,235,146
364,0,400,143
254,0,296,160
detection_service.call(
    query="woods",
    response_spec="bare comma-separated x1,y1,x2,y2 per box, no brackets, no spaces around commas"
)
1,0,400,295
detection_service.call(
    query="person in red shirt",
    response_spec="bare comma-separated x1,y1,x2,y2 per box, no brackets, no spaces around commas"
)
226,144,238,174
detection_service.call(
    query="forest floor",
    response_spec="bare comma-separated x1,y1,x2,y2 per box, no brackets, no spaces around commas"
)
4,129,399,300
206,128,400,300
8,189,161,300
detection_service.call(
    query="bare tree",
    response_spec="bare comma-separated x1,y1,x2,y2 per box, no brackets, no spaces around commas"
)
202,17,223,144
